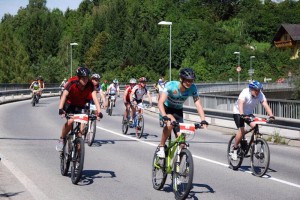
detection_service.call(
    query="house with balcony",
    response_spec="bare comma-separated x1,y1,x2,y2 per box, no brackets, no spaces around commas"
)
272,24,300,59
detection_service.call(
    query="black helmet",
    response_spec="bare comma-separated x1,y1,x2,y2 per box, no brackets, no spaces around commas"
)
179,68,195,80
76,67,90,77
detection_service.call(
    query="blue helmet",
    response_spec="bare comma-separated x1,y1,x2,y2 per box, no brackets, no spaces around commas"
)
249,80,263,91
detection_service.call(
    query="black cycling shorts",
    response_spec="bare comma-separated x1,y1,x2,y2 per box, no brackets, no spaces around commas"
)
233,114,253,128
164,105,184,133
63,103,85,114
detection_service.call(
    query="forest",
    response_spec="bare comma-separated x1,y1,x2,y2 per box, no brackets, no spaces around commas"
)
1,0,300,89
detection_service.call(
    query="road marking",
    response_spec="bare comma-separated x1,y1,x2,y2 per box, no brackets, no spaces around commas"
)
97,126,300,189
1,158,50,200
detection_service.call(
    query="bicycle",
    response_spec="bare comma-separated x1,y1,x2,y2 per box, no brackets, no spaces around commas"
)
31,90,39,106
152,121,203,200
227,116,271,177
106,94,116,116
122,103,147,138
60,113,87,184
82,103,97,146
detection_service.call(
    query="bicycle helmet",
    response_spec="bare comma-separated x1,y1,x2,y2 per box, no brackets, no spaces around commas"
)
179,68,195,80
129,78,137,84
139,77,147,82
113,79,118,84
249,80,263,91
91,73,100,79
76,67,90,77
63,78,67,81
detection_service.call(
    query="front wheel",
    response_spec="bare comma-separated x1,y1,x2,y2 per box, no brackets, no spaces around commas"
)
87,120,96,146
71,137,85,184
31,95,36,107
122,116,129,134
136,114,144,139
108,101,113,116
250,138,270,177
60,138,71,176
152,150,167,190
172,148,194,200
227,135,243,170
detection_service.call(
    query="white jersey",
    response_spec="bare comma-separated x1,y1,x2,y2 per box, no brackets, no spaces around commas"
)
132,84,148,100
108,83,118,95
233,88,266,115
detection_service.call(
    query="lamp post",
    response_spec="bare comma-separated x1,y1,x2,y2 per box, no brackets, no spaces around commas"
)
249,55,255,81
70,42,78,77
158,21,172,81
234,51,241,87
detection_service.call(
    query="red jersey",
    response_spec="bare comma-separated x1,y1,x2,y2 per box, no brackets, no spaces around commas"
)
64,79,95,107
125,87,132,102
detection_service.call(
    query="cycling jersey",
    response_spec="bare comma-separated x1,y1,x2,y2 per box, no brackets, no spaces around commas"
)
124,87,132,102
31,81,40,90
108,83,118,95
162,81,198,109
233,88,266,115
64,79,95,107
132,84,148,101
101,83,108,92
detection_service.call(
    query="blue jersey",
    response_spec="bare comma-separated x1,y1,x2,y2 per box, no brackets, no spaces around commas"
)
162,81,198,109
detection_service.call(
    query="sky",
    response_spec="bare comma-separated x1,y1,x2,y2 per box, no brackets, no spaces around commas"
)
0,0,83,19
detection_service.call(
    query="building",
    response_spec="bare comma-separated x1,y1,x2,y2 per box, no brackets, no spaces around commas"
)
272,24,300,59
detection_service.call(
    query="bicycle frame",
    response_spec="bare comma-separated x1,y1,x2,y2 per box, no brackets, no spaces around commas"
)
241,124,260,156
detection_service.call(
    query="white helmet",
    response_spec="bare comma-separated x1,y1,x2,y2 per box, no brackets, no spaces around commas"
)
129,78,137,84
91,73,100,79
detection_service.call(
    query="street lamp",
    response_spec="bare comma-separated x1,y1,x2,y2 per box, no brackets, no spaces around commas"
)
70,42,78,77
158,21,172,81
234,51,241,86
249,56,255,81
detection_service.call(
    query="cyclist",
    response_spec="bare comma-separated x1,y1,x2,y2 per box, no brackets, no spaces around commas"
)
156,68,208,158
230,80,275,160
91,73,101,93
123,78,137,122
56,67,102,151
100,79,108,108
156,76,166,101
59,78,67,97
37,76,45,98
29,78,40,97
129,77,152,124
106,79,119,109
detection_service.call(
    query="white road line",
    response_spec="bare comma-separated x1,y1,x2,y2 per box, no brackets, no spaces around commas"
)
97,126,300,189
1,158,50,200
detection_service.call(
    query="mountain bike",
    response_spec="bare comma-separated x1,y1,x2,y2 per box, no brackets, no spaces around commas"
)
227,116,271,177
122,103,147,138
82,103,97,146
60,113,87,184
152,121,203,200
106,94,116,116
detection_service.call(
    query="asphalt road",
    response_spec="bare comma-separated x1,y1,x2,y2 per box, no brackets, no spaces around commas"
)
0,97,299,200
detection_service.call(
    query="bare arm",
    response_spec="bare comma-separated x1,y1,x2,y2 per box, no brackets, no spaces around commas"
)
262,100,273,116
158,93,167,117
194,96,206,121
59,90,69,110
91,91,101,114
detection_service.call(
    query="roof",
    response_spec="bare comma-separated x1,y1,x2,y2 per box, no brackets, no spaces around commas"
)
272,24,300,42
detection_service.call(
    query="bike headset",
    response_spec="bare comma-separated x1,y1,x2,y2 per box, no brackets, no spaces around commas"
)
179,68,195,89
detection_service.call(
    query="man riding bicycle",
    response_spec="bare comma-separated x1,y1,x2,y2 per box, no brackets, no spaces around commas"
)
231,80,274,160
100,79,108,108
106,79,120,109
156,68,208,158
56,67,102,151
129,77,152,124
123,78,137,122
29,78,41,97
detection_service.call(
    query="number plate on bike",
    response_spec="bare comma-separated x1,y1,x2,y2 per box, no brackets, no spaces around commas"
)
179,123,195,135
73,114,88,124
253,117,267,125
110,95,115,100
89,104,96,111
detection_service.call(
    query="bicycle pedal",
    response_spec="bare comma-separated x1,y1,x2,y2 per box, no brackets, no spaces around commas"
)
244,155,250,158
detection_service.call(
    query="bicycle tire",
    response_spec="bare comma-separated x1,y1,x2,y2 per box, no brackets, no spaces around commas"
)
109,102,113,116
227,135,243,170
71,137,85,184
31,96,35,107
172,148,194,200
136,114,144,139
250,138,270,177
122,116,129,134
87,120,96,146
152,151,167,190
60,138,71,176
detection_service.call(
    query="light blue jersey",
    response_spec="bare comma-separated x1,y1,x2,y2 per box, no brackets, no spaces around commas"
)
162,81,198,109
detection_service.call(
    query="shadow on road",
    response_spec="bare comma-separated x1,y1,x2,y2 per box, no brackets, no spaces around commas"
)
77,169,116,186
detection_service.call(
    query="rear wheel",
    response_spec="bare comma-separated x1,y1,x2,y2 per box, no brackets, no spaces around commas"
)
60,138,71,176
136,114,144,138
87,120,96,146
227,135,244,170
71,137,85,184
250,138,270,177
172,148,194,200
152,150,167,190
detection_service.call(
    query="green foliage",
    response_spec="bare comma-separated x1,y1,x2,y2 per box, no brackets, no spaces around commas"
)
1,0,300,85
